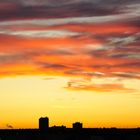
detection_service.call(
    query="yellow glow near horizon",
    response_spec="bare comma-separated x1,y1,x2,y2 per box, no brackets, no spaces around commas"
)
0,0,140,130
0,76,140,129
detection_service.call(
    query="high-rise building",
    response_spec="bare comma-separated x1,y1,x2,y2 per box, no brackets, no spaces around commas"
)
39,117,49,130
73,122,83,129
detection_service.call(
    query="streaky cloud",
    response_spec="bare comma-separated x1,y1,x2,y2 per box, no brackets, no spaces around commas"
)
0,30,81,38
66,78,135,92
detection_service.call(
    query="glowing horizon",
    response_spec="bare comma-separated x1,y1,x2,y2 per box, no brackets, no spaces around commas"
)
0,0,140,129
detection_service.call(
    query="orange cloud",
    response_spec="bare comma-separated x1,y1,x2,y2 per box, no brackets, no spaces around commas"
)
0,16,139,82
65,79,134,92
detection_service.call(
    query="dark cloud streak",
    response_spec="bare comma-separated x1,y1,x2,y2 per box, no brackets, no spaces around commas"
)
0,0,139,20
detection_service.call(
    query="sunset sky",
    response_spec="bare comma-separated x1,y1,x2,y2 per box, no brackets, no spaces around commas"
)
0,0,140,129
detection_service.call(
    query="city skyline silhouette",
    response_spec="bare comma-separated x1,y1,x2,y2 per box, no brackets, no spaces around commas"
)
0,116,140,140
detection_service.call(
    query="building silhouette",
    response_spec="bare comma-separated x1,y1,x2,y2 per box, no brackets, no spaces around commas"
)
39,117,49,130
0,116,140,140
73,122,83,129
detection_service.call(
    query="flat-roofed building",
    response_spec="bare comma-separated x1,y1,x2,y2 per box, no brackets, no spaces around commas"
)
73,122,83,129
39,117,49,130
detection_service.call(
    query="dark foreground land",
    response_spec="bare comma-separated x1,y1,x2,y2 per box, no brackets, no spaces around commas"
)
0,128,140,140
